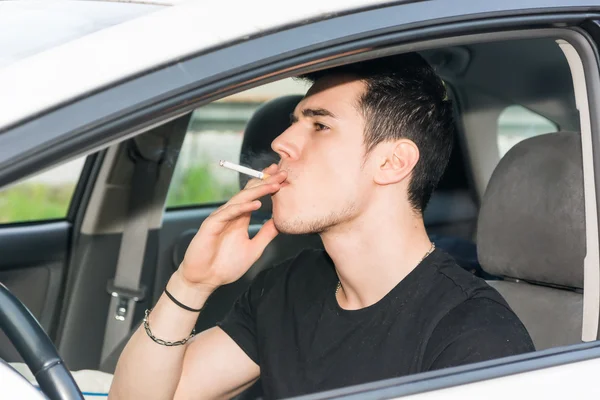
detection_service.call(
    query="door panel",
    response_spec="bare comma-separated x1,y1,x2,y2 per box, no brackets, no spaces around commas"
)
0,222,70,361
0,155,90,363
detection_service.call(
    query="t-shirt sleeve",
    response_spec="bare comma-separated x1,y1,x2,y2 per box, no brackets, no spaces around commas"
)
216,262,287,365
422,297,536,371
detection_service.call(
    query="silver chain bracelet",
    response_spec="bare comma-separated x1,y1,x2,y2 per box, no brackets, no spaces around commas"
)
143,309,196,346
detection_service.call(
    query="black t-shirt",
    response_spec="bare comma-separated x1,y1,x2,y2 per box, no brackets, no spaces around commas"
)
217,248,534,399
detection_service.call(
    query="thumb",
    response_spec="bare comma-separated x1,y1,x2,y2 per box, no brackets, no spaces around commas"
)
250,219,279,257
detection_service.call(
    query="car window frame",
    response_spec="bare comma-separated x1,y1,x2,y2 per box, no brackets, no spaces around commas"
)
1,4,600,397
0,2,596,187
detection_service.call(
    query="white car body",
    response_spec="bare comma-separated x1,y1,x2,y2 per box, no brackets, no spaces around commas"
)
1,1,600,399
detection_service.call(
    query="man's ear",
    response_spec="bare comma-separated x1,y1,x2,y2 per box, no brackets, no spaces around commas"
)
373,139,419,185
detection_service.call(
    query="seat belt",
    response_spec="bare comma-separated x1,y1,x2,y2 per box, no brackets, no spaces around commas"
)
100,142,162,364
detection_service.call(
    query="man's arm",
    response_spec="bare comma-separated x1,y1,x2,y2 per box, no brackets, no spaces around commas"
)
422,297,535,371
109,270,259,400
109,165,287,399
174,326,259,399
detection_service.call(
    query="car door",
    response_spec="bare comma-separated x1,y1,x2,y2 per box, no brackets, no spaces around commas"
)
2,1,600,399
0,155,92,362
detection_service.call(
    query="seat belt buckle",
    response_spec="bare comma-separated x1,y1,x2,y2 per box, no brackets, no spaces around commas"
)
106,280,146,322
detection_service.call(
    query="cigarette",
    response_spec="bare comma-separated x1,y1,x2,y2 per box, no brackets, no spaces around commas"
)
219,160,269,180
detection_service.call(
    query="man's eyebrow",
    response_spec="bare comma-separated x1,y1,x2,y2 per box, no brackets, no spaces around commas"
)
289,108,337,124
302,108,337,119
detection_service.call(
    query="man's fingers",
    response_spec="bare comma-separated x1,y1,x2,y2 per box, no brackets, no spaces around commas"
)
214,201,261,222
244,168,287,190
250,219,279,256
262,163,279,177
234,177,285,203
211,167,284,221
243,164,277,189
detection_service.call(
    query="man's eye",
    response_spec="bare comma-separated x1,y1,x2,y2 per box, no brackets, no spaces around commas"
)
314,123,329,131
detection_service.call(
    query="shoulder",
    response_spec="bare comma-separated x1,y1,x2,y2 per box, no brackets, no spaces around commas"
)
419,250,535,370
434,297,531,338
426,249,508,305
422,296,535,371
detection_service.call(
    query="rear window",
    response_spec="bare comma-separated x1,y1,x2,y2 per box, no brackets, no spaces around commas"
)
497,105,558,157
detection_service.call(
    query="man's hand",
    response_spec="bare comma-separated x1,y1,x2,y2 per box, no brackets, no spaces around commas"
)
110,165,282,400
179,163,286,291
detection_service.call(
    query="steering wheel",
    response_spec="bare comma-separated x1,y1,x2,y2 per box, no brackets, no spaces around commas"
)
0,282,84,400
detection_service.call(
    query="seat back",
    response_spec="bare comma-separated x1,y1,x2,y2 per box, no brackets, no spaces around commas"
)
477,131,585,350
487,281,582,350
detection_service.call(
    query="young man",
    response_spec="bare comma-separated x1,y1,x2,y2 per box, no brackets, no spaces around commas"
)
109,53,534,400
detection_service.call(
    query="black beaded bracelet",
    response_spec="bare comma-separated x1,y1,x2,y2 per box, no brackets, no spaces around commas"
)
165,288,203,312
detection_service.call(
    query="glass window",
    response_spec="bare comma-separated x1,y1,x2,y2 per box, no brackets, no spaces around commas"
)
0,157,86,224
497,105,558,157
166,78,309,208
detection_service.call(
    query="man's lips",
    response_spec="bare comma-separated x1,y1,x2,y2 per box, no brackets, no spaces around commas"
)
277,166,291,187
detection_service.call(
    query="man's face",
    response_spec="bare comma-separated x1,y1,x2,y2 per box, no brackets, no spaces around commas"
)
270,74,373,234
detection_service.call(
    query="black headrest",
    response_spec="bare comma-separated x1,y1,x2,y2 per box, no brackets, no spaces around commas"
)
477,132,585,289
238,95,303,212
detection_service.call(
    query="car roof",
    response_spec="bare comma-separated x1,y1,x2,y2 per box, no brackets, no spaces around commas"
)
0,0,167,70
0,0,394,131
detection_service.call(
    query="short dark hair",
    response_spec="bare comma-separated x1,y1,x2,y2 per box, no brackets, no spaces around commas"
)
300,53,455,214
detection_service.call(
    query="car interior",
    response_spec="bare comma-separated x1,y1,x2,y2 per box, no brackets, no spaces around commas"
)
0,33,590,398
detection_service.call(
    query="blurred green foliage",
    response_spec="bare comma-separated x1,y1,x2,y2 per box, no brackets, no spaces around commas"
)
0,182,74,223
166,163,237,208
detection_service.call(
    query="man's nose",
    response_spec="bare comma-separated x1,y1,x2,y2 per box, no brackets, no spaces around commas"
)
271,126,300,160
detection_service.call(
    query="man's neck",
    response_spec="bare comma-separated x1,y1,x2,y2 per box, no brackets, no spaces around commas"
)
320,207,432,310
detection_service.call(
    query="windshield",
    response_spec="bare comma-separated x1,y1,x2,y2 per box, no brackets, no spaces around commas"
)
0,0,165,69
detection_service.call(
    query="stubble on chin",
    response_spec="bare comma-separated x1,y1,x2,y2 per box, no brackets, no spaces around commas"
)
272,203,357,235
